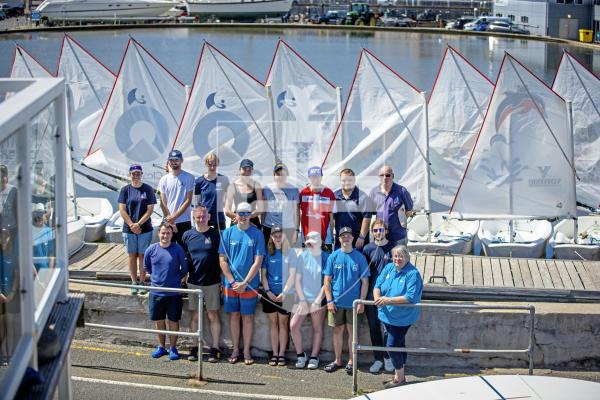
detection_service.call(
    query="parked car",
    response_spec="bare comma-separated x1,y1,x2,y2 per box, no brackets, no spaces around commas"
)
464,17,510,31
380,14,413,27
487,21,530,35
319,10,346,24
0,9,5,20
445,17,474,30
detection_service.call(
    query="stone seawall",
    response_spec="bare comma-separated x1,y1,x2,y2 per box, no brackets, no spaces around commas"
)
72,286,600,369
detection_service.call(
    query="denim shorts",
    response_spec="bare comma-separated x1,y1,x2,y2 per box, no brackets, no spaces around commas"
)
123,231,153,254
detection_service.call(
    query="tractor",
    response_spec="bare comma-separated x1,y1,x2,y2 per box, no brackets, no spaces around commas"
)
341,2,379,26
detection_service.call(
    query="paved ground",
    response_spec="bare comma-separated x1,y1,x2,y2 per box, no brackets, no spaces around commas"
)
71,339,600,400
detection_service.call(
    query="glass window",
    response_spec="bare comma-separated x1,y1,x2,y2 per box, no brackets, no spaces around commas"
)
508,14,515,21
521,16,529,23
556,0,564,3
0,133,21,383
29,104,58,309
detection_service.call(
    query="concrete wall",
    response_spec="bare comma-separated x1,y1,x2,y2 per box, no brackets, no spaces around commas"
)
73,288,600,369
494,0,548,36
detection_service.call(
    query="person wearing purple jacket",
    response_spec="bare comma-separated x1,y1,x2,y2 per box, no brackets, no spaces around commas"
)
144,222,188,361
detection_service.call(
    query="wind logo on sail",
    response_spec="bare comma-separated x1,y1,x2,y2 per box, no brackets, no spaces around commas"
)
529,166,561,187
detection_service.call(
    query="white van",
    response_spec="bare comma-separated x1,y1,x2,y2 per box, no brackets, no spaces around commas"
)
464,16,511,31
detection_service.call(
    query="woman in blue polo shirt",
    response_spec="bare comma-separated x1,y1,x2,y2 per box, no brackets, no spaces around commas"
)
374,245,423,389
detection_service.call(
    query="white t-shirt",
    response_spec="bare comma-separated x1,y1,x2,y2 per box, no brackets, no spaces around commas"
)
157,170,195,224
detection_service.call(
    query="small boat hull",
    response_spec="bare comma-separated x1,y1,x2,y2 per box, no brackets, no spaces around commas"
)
549,216,600,261
105,208,163,244
478,220,552,259
407,214,479,255
186,0,291,18
78,197,114,242
67,219,86,256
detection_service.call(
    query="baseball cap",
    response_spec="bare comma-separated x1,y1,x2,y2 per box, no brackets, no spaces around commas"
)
168,150,183,160
339,226,354,236
240,159,254,169
307,166,322,176
129,164,143,173
236,202,252,213
270,226,283,233
273,162,288,173
305,231,322,245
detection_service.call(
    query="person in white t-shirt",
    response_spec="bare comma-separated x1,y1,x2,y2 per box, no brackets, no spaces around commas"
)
158,150,195,245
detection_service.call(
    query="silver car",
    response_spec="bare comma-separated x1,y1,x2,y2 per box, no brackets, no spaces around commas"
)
487,21,530,35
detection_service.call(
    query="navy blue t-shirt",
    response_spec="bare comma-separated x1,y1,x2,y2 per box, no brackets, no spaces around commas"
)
333,187,372,247
118,183,157,234
194,174,230,225
362,241,394,293
181,227,221,286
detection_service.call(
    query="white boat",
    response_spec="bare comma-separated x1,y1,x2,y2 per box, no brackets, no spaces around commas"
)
548,215,600,261
185,0,292,18
36,0,180,21
77,197,114,242
67,219,86,257
105,206,163,244
352,375,600,400
478,219,552,258
407,214,479,255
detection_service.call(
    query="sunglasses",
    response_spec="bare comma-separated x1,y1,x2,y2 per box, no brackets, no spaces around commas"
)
237,212,251,217
372,228,385,233
379,173,392,178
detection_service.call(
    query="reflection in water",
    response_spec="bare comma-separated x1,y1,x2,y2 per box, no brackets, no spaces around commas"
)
0,28,598,92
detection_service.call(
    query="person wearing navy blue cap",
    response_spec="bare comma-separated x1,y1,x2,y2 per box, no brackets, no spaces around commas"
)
158,150,195,245
262,162,300,245
118,163,157,295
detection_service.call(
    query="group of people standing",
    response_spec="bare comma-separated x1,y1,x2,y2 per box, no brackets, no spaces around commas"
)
118,150,423,388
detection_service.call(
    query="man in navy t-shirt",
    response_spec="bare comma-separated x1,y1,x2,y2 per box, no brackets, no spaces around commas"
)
144,223,188,361
194,152,230,230
181,206,222,362
333,168,372,250
118,164,157,295
323,227,369,373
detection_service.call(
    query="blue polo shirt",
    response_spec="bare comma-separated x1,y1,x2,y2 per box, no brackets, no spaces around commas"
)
323,249,370,309
143,243,188,296
298,250,329,303
333,186,372,247
369,183,413,243
195,174,230,225
262,248,298,295
374,262,423,327
219,225,265,289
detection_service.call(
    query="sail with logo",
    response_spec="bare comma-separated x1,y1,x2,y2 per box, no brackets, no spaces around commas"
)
57,34,116,160
173,42,273,179
451,53,577,258
85,38,186,188
407,45,493,255
265,39,339,185
321,49,430,212
548,50,600,260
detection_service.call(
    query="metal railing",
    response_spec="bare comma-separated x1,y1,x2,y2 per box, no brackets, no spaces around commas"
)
69,279,205,380
351,300,536,395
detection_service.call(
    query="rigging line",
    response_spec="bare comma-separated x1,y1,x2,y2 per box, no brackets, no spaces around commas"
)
15,45,35,78
130,39,179,127
363,51,430,167
448,48,486,120
205,44,276,156
65,37,105,109
507,56,579,179
565,53,600,120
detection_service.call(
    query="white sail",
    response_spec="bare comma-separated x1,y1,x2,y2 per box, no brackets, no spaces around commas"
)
265,39,338,185
57,34,116,160
173,42,273,178
322,49,429,211
552,51,600,209
10,44,53,78
428,46,494,211
451,53,576,219
85,38,186,188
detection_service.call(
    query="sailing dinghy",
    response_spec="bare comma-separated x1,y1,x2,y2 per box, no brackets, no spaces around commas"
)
407,214,479,255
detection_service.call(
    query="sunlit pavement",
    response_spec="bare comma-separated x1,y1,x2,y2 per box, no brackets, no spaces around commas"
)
70,339,600,400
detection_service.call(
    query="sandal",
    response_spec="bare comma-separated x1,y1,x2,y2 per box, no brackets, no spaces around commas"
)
384,378,407,389
277,356,287,366
345,363,353,375
244,358,255,366
269,356,278,366
228,354,239,364
324,361,342,373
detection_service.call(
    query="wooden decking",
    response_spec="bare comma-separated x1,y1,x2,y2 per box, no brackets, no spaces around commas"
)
68,243,600,302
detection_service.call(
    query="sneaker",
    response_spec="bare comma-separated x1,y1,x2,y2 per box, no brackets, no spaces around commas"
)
295,353,307,369
131,281,138,295
384,358,394,372
169,347,180,361
369,360,384,373
151,346,168,358
208,347,221,363
188,346,198,362
138,281,147,295
307,357,319,370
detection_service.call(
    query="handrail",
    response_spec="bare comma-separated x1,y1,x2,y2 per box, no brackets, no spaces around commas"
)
69,279,205,380
351,299,536,395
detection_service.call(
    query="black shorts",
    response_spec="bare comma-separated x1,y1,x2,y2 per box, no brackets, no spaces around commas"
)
261,295,292,315
149,293,183,321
